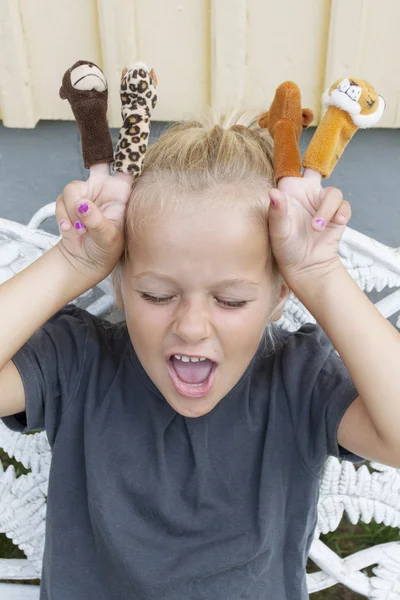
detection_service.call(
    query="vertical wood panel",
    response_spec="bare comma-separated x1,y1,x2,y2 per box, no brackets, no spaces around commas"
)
18,0,102,122
97,0,138,128
324,0,366,86
0,0,399,127
134,0,209,121
0,0,36,127
210,0,247,111
245,0,331,122
325,0,400,127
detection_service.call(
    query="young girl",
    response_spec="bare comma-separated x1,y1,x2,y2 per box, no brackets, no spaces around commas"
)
1,111,399,600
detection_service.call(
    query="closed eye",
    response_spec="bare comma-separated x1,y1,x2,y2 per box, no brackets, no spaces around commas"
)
140,293,248,308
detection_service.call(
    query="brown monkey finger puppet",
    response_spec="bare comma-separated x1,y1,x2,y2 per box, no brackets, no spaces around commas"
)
60,60,114,169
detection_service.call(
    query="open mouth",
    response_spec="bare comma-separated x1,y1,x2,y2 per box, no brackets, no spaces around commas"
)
167,357,218,399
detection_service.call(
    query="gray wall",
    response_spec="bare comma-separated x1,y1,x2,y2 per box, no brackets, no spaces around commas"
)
1,122,399,325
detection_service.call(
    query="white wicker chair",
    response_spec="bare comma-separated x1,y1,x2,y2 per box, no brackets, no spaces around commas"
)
1,203,400,599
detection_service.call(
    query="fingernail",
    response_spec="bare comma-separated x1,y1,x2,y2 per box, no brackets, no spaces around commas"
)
337,213,347,223
315,218,325,227
59,219,69,230
78,203,89,214
270,198,277,206
74,221,85,230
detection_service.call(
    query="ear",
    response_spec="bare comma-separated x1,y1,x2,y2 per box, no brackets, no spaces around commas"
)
269,281,291,322
258,111,269,129
302,108,314,128
111,265,125,311
59,85,67,100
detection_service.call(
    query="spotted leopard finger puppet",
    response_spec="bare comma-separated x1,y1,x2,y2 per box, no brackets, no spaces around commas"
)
258,81,314,182
59,60,114,169
302,77,385,178
113,62,158,176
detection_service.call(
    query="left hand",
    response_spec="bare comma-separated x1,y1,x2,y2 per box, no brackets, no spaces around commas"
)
267,171,352,287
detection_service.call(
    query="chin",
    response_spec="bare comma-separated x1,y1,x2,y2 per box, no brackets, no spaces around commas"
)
168,398,218,419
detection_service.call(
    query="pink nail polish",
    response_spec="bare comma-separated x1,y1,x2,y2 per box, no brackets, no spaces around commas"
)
78,203,89,213
75,221,85,230
315,218,325,227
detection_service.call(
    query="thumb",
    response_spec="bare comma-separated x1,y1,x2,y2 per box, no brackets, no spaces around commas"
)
268,189,291,240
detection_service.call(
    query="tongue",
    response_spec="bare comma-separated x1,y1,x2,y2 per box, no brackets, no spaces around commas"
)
171,357,214,384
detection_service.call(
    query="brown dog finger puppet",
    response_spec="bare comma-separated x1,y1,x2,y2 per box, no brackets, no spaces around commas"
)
258,81,314,182
302,77,385,178
113,61,158,177
59,60,114,173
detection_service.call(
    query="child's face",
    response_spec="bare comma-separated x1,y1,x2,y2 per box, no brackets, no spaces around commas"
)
120,201,285,418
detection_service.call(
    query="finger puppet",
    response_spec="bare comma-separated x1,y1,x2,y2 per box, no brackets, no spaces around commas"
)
113,62,158,176
258,81,314,181
60,60,114,169
302,77,385,177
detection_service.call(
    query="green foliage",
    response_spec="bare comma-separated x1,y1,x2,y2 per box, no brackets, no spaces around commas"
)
307,514,400,599
0,448,29,476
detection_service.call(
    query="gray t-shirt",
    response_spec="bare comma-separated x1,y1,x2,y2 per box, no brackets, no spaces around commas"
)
2,303,363,600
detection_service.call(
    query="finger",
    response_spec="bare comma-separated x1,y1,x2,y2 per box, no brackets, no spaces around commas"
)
312,186,343,230
72,197,119,247
62,180,89,233
55,194,73,234
332,200,352,225
113,170,135,188
62,180,89,212
303,167,322,184
269,188,286,207
89,163,110,180
267,189,292,241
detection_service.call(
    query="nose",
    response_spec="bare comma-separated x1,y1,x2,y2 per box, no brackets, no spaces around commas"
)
172,297,211,343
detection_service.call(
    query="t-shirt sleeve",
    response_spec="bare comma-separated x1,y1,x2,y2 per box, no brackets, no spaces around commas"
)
1,303,88,446
278,322,365,476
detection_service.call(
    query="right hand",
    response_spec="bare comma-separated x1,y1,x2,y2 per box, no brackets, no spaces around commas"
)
56,166,133,283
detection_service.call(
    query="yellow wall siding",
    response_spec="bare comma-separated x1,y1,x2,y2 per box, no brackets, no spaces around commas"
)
0,0,36,127
0,0,398,127
134,0,210,122
325,0,400,128
245,0,331,123
19,0,102,121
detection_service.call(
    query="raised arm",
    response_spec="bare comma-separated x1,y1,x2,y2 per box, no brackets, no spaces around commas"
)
0,60,158,418
0,243,101,416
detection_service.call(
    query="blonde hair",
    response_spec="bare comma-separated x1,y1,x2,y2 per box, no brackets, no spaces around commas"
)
111,109,288,352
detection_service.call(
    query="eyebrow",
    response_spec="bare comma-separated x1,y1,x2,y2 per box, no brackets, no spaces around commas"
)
132,271,259,287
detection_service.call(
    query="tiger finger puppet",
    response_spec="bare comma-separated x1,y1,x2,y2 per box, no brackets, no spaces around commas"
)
302,77,385,178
